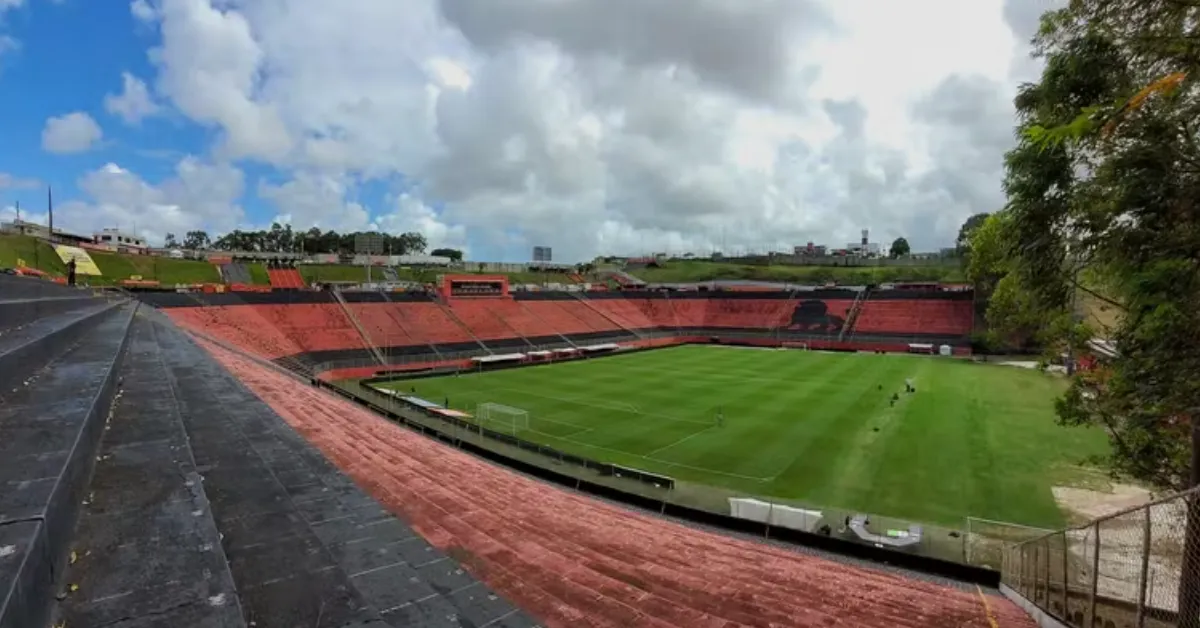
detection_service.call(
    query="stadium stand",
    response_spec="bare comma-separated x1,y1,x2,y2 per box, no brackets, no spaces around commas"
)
144,288,976,374
207,340,1036,628
267,266,305,289
854,296,974,337
219,261,253,285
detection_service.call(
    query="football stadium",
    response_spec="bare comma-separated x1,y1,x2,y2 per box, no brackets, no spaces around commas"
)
1,258,1190,628
3,0,1198,625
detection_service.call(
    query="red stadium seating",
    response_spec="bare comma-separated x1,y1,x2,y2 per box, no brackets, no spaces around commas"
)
167,305,303,360
583,298,652,329
161,292,973,364
267,268,305,289
448,300,522,341
854,300,973,336
519,301,610,334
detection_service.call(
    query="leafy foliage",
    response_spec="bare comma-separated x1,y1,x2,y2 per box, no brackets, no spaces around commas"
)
955,212,991,253
888,237,911,258
210,223,427,255
430,247,464,261
992,0,1200,495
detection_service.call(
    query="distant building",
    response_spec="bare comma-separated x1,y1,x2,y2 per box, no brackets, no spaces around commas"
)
532,246,552,262
1,219,92,246
94,229,147,253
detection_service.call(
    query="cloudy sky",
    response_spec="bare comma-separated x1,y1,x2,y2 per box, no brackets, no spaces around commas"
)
0,0,1049,262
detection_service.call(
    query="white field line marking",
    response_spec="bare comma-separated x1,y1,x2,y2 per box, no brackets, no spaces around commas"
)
528,431,773,482
645,424,721,457
494,387,711,426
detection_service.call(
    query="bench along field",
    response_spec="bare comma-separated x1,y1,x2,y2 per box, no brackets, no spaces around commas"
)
376,345,1109,530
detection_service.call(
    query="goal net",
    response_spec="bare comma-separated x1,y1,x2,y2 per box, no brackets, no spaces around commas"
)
476,402,530,435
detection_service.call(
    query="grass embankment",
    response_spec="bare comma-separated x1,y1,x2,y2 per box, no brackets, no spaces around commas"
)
628,260,966,284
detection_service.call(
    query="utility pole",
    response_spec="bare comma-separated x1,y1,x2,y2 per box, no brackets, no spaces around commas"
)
47,187,53,244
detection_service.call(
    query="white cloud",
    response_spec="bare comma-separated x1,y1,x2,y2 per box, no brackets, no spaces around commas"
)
130,0,155,22
41,112,103,154
0,0,24,12
52,158,245,245
257,171,370,232
104,72,161,124
127,0,1045,261
0,172,38,189
377,194,469,254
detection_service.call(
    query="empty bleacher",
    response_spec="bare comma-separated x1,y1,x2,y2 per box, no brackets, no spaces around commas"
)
267,267,305,289
855,297,973,337
144,289,975,371
219,261,252,284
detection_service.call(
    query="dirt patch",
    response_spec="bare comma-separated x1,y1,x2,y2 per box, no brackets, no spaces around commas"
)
1053,483,1152,521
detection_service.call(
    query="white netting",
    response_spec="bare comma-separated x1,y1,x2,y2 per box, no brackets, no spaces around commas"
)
476,402,530,434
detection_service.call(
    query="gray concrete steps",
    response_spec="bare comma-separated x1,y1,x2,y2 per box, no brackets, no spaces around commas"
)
0,303,134,628
0,297,99,340
56,313,245,628
0,276,80,301
150,316,535,627
0,300,121,395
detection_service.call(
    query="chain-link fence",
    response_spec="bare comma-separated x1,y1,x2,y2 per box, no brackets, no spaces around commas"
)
1001,486,1200,628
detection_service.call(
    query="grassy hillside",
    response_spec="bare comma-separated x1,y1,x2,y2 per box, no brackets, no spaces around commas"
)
628,260,966,284
246,262,270,285
88,250,221,284
0,235,220,285
0,235,67,276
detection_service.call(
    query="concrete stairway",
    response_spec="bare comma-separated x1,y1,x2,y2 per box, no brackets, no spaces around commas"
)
55,311,534,627
0,277,132,628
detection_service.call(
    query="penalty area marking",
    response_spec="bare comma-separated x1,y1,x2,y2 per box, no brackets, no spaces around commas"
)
645,424,722,457
493,387,712,426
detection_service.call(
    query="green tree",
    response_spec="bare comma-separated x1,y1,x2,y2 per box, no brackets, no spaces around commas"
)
430,247,464,261
954,212,990,254
997,0,1200,618
182,230,210,250
163,233,178,249
888,237,910,258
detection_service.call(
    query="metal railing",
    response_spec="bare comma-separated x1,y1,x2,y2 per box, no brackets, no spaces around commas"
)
1001,486,1200,628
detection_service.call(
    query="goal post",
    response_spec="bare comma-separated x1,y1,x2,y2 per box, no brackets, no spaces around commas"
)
475,402,530,435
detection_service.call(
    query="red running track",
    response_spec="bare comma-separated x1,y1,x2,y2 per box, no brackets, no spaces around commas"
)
204,340,1034,628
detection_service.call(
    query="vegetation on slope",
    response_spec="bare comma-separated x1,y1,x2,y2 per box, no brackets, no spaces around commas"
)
628,260,966,284
0,235,67,276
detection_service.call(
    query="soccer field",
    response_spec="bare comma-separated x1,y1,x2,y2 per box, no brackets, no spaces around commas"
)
377,345,1109,528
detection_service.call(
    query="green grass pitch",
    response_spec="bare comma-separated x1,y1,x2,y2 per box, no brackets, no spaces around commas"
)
378,345,1109,528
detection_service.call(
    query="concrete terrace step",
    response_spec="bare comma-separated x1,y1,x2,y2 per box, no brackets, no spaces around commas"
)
0,276,80,301
56,313,245,627
0,303,135,628
147,316,537,627
0,300,121,394
0,297,98,337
